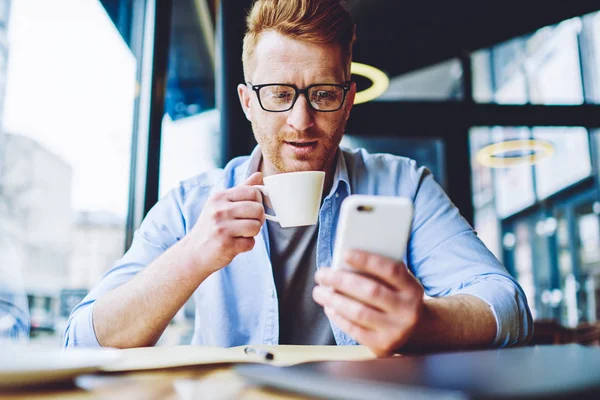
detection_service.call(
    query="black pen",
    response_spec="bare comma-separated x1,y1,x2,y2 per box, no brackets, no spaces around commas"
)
244,346,275,361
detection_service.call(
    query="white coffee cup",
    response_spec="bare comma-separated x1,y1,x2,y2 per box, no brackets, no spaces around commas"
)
253,171,325,228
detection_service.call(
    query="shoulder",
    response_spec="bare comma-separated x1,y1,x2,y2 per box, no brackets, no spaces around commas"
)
341,146,427,197
168,154,252,206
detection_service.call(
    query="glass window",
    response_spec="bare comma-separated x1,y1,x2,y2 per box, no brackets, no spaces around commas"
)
0,0,9,25
555,210,578,327
159,110,220,197
533,127,592,199
471,49,494,103
159,0,218,197
473,15,593,105
525,19,584,105
581,11,600,103
490,127,536,218
377,58,463,101
513,221,537,318
0,0,136,343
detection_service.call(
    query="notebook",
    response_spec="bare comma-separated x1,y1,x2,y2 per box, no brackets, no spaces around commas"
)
102,344,375,372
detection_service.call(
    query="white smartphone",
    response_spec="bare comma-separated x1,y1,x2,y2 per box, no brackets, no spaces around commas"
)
331,195,413,271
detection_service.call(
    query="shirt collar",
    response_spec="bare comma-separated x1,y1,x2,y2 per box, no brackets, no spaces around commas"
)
242,145,352,197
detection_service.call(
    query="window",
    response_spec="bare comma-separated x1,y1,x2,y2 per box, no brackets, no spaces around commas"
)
377,58,463,101
158,0,218,197
0,0,136,343
533,127,592,199
472,13,600,105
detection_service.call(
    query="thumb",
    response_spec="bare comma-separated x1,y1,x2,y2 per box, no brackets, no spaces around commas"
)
243,172,264,186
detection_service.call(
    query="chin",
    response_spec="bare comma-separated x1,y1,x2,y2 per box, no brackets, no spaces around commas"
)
281,158,326,173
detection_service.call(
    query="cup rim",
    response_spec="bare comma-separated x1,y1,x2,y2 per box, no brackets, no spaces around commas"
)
263,170,325,182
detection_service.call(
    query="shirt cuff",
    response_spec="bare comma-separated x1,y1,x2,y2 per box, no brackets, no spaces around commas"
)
454,276,531,347
63,302,102,348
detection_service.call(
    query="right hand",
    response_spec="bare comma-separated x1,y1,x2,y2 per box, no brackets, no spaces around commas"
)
185,172,266,274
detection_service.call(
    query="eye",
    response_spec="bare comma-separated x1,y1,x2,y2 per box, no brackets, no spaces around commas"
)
316,91,333,99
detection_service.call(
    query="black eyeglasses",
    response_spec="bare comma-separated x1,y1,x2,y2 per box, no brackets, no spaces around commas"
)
247,82,351,112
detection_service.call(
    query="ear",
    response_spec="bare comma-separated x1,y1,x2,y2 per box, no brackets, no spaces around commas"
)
344,82,356,119
344,81,357,114
237,83,252,122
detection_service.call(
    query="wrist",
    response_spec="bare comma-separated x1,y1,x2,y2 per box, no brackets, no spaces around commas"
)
173,235,214,282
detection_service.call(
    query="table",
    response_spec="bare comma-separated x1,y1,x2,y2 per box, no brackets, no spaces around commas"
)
1,365,310,400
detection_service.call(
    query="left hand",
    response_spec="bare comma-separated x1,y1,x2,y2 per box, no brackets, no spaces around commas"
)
313,249,424,357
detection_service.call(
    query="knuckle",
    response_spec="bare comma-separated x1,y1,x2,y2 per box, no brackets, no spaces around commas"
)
210,191,225,202
215,225,228,236
367,282,382,299
388,261,402,279
250,220,262,234
353,305,369,322
212,207,228,222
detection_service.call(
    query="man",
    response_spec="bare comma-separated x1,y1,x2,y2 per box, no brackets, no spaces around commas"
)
65,0,532,356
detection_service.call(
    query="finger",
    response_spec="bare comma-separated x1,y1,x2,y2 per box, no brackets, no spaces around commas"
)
312,286,387,331
243,172,264,186
344,249,411,290
220,219,263,238
323,307,379,348
227,201,266,223
232,237,255,254
223,185,263,203
315,268,398,313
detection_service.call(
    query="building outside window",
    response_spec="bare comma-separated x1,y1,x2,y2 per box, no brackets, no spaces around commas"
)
0,0,136,343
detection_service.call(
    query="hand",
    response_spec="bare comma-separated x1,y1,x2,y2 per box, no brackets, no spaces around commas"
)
185,172,266,274
313,249,424,357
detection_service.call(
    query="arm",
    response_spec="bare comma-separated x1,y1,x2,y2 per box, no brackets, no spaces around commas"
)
313,165,532,356
65,172,266,348
407,294,497,351
313,250,497,356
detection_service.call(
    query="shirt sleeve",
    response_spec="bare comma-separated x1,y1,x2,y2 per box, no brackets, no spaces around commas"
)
407,164,533,347
63,186,189,348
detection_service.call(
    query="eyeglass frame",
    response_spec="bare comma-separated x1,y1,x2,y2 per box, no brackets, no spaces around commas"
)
246,82,352,113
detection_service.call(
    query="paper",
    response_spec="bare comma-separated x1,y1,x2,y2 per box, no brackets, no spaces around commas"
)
101,345,375,372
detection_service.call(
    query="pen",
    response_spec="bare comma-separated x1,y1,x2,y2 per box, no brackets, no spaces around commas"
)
244,346,275,361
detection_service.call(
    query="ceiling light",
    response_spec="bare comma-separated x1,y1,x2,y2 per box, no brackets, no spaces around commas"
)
476,139,555,168
351,62,389,104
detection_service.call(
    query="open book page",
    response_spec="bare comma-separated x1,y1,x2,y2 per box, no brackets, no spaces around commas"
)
102,345,376,372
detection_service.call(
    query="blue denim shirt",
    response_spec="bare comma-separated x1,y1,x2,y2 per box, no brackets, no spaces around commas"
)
64,146,533,348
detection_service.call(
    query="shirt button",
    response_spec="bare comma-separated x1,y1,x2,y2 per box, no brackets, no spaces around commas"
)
335,193,340,198
269,289,276,298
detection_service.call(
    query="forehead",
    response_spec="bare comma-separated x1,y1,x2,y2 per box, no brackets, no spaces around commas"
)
250,30,345,83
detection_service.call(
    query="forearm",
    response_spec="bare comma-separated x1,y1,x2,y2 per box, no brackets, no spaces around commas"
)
93,236,210,348
404,294,497,352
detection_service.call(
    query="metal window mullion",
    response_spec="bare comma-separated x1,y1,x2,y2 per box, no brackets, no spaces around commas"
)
125,0,172,250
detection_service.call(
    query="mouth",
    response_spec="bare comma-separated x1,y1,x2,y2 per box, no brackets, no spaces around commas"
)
285,140,318,147
284,140,319,157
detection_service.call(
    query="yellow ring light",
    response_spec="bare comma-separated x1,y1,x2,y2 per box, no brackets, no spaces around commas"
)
351,62,390,104
476,139,555,168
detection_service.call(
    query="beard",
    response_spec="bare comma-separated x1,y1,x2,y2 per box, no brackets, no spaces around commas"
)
252,120,346,174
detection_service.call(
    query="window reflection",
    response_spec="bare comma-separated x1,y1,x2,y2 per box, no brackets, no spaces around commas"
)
0,0,135,343
473,12,600,105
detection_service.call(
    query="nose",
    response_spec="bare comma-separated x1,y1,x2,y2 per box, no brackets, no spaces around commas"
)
286,94,315,131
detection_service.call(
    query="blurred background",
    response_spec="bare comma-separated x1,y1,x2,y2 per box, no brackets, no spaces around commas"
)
0,0,599,346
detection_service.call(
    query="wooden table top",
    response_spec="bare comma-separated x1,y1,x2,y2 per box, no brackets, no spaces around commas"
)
1,365,311,400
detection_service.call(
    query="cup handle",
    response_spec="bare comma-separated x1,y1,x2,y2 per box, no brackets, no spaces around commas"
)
253,185,278,222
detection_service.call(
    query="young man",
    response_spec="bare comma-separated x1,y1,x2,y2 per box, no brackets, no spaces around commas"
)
65,0,532,356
